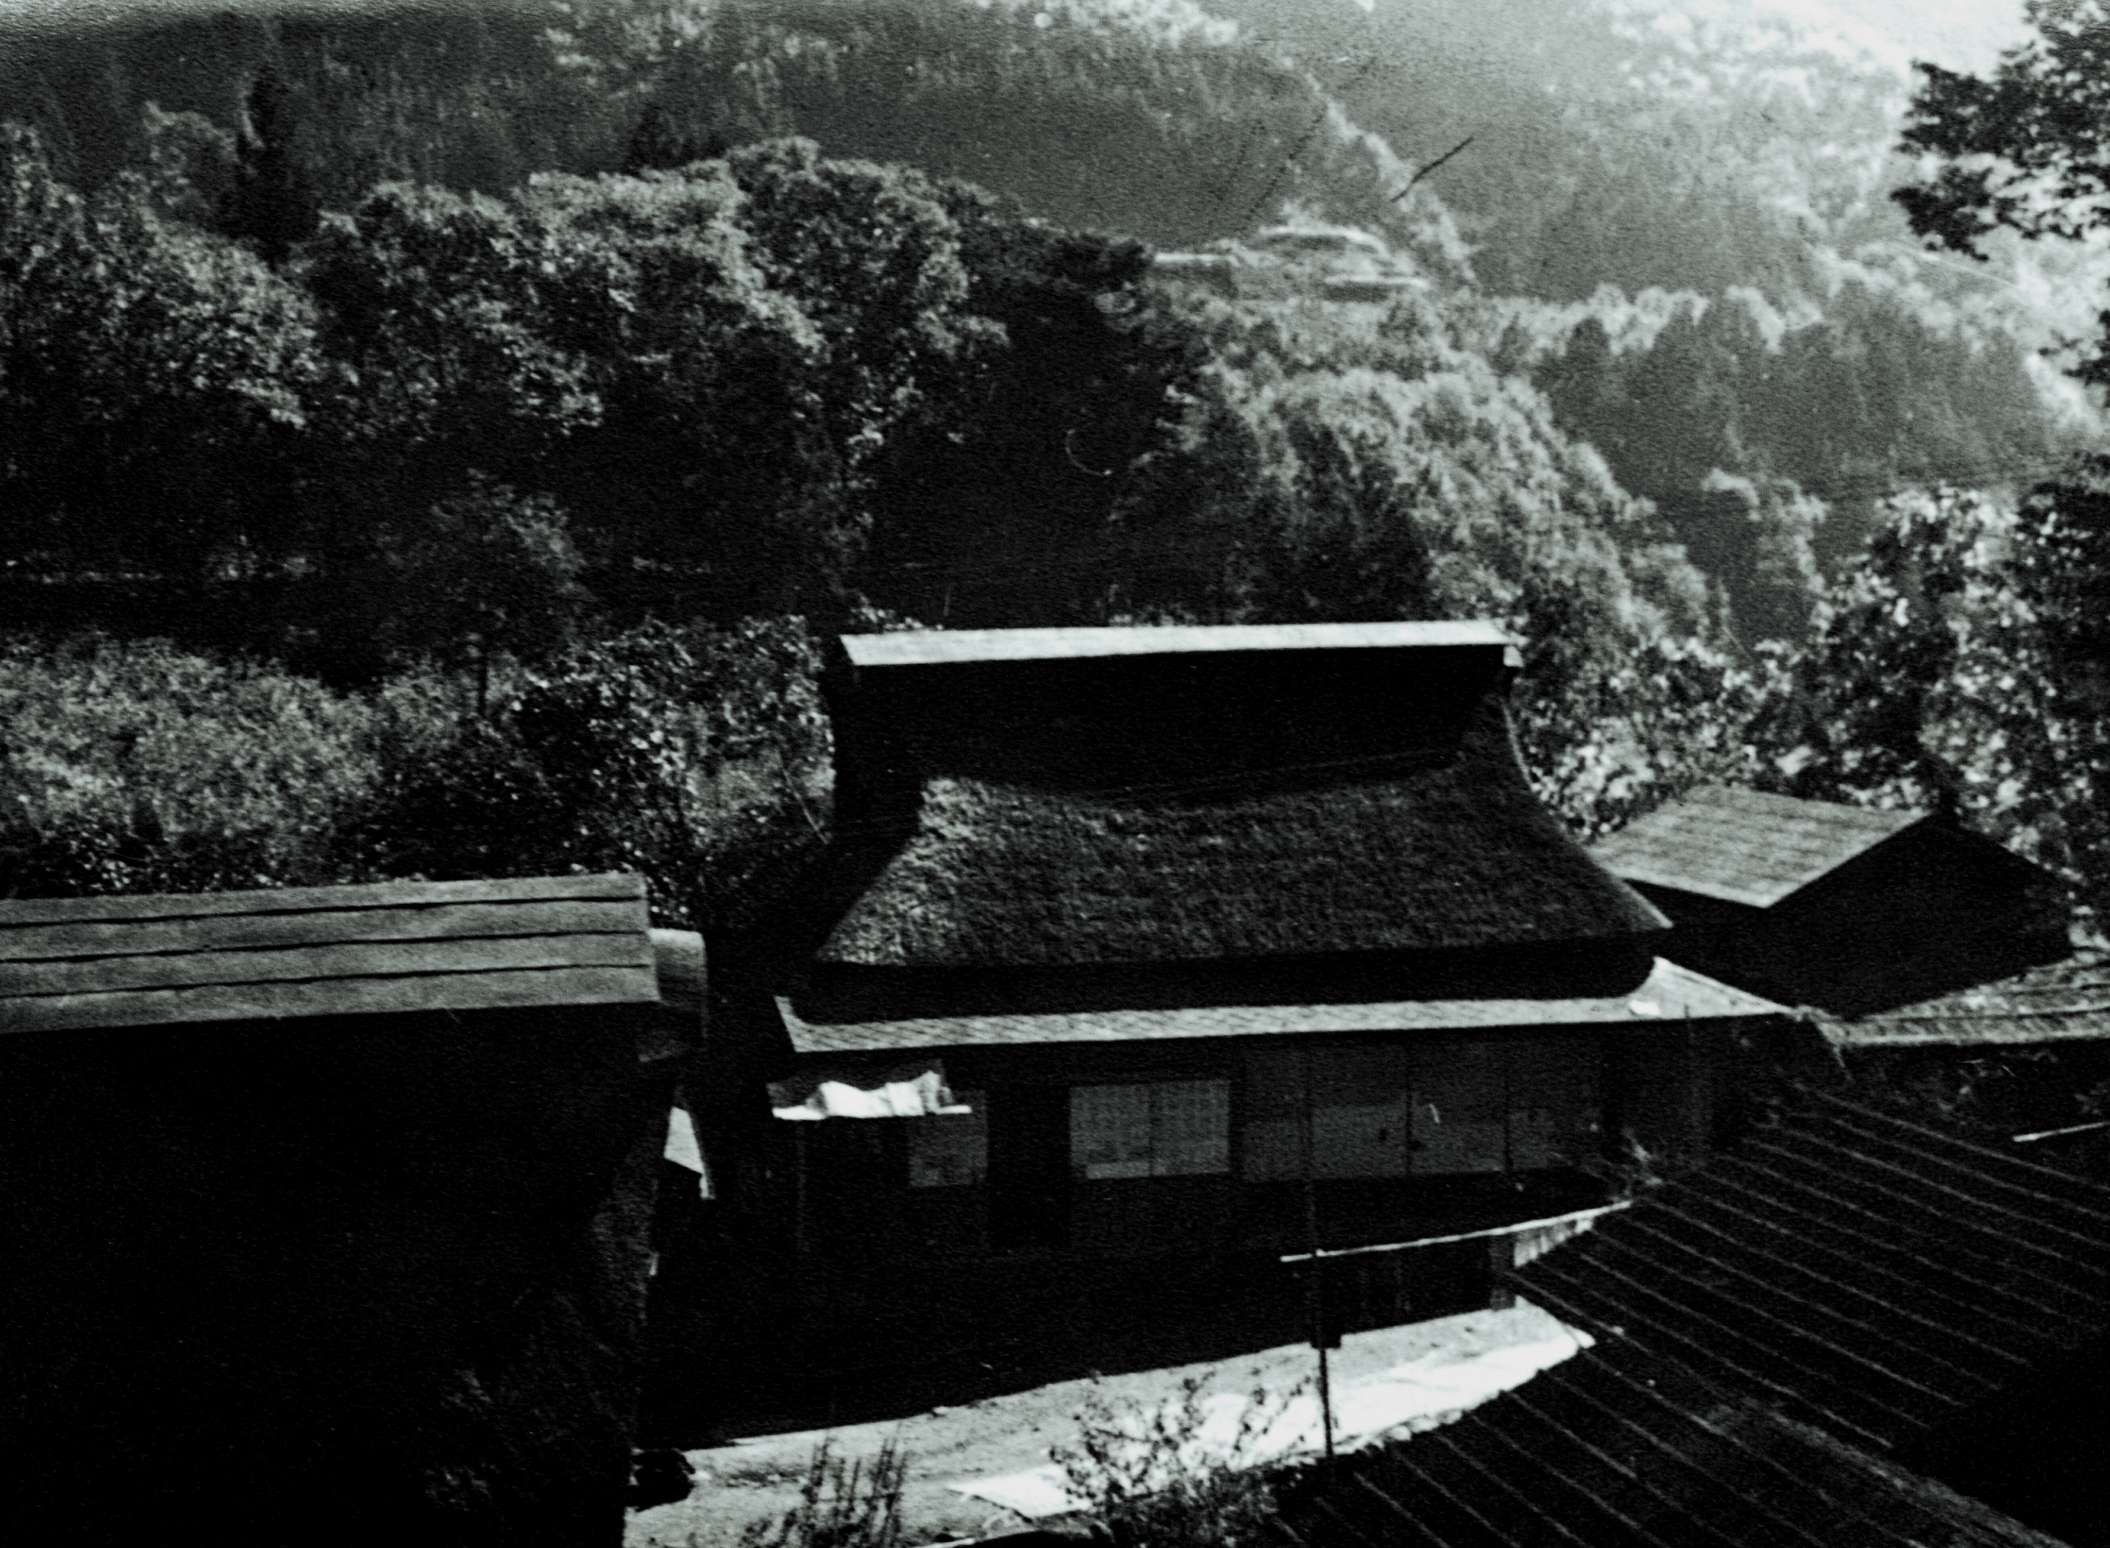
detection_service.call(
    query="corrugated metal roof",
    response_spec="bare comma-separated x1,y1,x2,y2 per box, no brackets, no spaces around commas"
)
1513,1089,2110,1457
1591,785,1925,908
839,620,1515,669
778,959,1783,1055
1821,952,2110,1047
0,874,660,1034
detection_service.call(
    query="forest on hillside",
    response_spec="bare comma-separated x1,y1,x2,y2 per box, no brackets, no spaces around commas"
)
6,0,2110,1020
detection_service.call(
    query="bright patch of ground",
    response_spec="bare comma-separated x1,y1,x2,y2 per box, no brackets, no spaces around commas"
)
627,1300,1586,1547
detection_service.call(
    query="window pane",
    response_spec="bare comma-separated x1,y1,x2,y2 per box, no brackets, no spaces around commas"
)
1311,1046,1409,1180
1507,1040,1603,1170
1411,1038,1508,1174
1242,1050,1306,1181
908,1089,988,1188
1152,1079,1231,1176
1072,1083,1154,1180
1242,1049,1407,1180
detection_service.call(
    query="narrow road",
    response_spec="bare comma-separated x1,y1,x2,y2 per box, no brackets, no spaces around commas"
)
628,1301,1584,1547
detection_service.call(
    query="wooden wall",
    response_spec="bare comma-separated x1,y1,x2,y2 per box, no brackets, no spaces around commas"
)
0,1006,674,1547
1640,827,2069,1017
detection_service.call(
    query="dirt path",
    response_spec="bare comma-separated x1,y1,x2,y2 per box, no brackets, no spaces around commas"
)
627,1302,1577,1547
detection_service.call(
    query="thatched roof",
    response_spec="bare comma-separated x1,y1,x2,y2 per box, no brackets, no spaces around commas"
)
1821,951,2110,1048
779,958,1781,1055
817,624,1664,970
1592,785,1925,908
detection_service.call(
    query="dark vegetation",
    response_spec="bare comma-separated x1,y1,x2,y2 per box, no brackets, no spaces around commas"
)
4,0,2110,983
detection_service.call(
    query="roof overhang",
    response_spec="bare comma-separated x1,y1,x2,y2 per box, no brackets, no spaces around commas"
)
776,960,1786,1056
838,620,1519,671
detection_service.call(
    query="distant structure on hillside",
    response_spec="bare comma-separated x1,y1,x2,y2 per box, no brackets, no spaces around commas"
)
1149,221,1429,303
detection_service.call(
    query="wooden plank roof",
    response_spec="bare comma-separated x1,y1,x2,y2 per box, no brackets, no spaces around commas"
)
1282,1089,2110,1548
838,619,1516,670
0,874,660,1034
778,959,1784,1055
1281,1339,2072,1548
1819,952,2110,1047
1511,1089,2110,1458
1591,785,1924,908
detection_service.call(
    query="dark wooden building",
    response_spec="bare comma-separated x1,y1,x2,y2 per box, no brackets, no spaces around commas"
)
0,874,701,1548
1807,950,2110,1153
1591,785,2070,1017
698,624,1790,1411
1281,1096,2103,1547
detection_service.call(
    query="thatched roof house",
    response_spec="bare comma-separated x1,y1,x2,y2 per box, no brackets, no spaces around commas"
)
672,624,1792,1420
1592,785,2069,1015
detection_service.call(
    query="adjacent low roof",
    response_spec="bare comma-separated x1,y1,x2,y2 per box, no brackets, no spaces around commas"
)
1513,1089,2110,1457
0,874,661,1034
1819,952,2110,1048
1591,785,1925,908
838,619,1515,670
1285,1341,2073,1548
779,959,1783,1055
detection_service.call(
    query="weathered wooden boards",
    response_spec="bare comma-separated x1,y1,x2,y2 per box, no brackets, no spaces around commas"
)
0,873,660,1033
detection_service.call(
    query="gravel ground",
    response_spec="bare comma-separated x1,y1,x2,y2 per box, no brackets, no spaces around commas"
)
627,1302,1574,1548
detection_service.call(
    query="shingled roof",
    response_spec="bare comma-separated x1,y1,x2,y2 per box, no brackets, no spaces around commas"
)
817,624,1666,969
1591,786,1925,908
0,875,662,1033
1284,1088,2110,1548
1511,1089,2110,1457
1819,952,2110,1048
1282,1342,2072,1548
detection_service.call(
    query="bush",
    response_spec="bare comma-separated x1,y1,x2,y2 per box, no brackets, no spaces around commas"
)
0,636,382,896
0,615,866,932
735,1437,909,1548
1051,1375,1301,1548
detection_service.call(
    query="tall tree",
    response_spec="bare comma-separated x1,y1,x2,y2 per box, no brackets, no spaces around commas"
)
1895,0,2110,386
622,103,728,174
220,63,320,265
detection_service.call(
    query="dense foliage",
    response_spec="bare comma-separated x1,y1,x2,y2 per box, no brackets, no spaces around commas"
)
5,0,2110,942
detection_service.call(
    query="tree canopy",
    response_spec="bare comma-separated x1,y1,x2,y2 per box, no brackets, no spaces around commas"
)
1896,0,2110,385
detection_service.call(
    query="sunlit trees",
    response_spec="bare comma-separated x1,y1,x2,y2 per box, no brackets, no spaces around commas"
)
0,124,319,581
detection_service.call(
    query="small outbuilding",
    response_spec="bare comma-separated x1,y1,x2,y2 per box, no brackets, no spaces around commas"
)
1591,784,2069,1016
0,873,701,1548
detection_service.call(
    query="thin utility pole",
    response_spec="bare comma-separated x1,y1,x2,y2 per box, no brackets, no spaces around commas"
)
1301,1047,1336,1460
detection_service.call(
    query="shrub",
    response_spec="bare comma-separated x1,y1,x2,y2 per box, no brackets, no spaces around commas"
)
0,636,381,896
1051,1374,1300,1548
735,1437,908,1548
